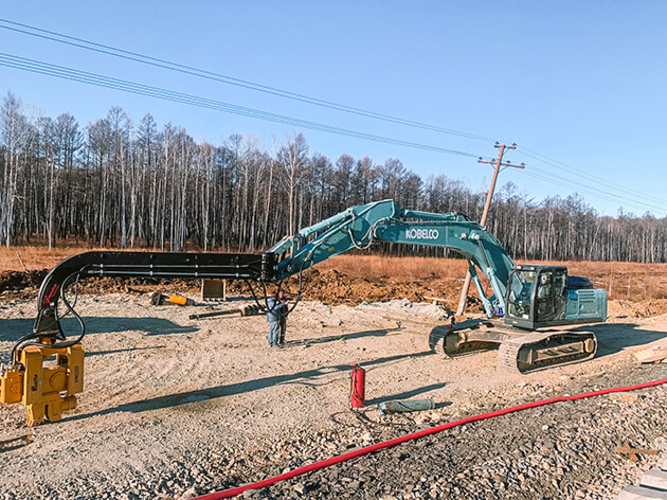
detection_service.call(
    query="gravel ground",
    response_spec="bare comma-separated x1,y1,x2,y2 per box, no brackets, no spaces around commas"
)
1,294,667,500
264,364,667,500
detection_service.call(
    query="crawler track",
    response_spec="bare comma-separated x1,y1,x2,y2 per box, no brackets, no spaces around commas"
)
498,330,597,374
429,321,598,374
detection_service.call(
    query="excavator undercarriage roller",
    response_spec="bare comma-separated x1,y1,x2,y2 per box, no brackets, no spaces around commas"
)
429,322,598,374
498,330,597,374
428,320,502,356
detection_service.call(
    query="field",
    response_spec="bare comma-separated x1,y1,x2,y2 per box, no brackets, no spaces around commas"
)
2,247,667,499
3,245,667,319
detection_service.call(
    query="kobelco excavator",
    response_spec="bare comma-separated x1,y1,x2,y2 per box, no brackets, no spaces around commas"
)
0,199,606,425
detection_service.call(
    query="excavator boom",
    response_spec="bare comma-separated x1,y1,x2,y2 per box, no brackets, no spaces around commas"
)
269,199,514,317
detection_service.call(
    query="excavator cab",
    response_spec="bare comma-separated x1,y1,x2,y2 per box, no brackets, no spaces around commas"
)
505,264,606,330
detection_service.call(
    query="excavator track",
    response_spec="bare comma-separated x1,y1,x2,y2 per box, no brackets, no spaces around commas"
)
497,330,597,374
430,321,597,374
429,320,507,357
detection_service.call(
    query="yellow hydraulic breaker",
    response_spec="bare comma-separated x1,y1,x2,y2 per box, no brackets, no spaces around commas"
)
1,344,84,426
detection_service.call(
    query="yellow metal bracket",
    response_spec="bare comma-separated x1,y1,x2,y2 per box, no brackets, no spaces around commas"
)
1,344,84,426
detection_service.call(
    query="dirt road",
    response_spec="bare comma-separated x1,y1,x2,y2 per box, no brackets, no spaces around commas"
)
1,292,667,499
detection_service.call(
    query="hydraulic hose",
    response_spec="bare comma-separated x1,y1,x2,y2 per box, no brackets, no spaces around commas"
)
193,377,667,500
11,271,85,364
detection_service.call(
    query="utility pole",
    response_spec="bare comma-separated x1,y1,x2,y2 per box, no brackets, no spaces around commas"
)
455,143,524,316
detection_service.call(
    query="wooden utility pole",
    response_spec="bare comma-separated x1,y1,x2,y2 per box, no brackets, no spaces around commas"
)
455,143,523,316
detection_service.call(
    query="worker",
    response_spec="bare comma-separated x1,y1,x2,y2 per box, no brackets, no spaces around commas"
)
266,291,287,347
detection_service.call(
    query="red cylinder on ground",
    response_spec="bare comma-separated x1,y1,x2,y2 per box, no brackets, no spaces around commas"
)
350,364,365,408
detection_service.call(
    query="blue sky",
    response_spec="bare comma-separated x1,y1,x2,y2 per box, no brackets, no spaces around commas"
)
1,1,665,216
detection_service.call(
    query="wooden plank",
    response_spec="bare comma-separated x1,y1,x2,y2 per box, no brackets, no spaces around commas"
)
201,279,226,301
615,444,659,462
615,445,659,455
641,470,667,491
617,485,667,499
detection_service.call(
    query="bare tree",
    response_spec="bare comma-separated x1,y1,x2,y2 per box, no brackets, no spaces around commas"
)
278,133,309,236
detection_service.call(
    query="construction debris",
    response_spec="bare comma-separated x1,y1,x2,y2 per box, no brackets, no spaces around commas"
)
149,292,196,307
634,345,667,364
201,279,227,302
615,443,659,462
378,398,435,415
189,303,262,320
615,468,667,499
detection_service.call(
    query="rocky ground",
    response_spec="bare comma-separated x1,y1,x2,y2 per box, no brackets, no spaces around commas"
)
264,364,667,500
1,280,667,499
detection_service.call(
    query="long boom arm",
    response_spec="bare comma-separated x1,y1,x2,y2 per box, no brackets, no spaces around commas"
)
34,251,276,338
5,199,595,426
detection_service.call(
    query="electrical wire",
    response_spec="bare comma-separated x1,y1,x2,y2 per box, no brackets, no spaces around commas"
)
476,150,666,214
0,18,495,143
517,146,667,207
0,19,661,213
0,53,480,158
516,165,667,214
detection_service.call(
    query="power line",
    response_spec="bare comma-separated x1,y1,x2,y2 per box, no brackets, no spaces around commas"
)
4,52,663,213
0,18,495,143
0,18,662,214
477,147,667,213
523,158,667,213
517,166,667,214
521,167,667,212
0,53,480,158
516,146,667,207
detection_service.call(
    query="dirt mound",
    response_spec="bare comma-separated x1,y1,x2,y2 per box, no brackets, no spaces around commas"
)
0,268,483,314
0,271,202,302
278,268,479,312
5,267,663,321
608,299,667,319
0,269,49,294
296,269,429,304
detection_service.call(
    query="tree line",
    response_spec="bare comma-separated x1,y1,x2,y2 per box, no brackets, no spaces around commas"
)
1,92,666,263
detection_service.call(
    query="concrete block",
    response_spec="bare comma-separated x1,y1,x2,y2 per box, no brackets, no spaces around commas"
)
617,485,667,500
641,470,667,491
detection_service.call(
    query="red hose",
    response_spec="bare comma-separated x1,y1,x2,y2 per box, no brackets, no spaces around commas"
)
194,377,667,500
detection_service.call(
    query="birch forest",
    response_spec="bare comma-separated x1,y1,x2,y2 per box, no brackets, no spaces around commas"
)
1,92,665,263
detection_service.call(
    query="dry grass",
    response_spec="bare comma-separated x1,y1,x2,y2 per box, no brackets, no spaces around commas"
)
539,260,667,301
317,255,667,302
3,246,667,303
0,245,100,272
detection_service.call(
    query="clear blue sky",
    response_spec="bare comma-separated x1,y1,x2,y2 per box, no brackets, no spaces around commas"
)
1,1,665,216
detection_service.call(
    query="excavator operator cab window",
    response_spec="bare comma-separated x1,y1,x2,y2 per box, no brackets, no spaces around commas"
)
507,269,535,319
534,268,567,322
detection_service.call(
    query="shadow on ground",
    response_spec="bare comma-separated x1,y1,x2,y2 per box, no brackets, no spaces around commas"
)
0,317,197,342
573,322,667,357
69,351,437,421
286,327,402,347
365,383,447,406
85,346,167,357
